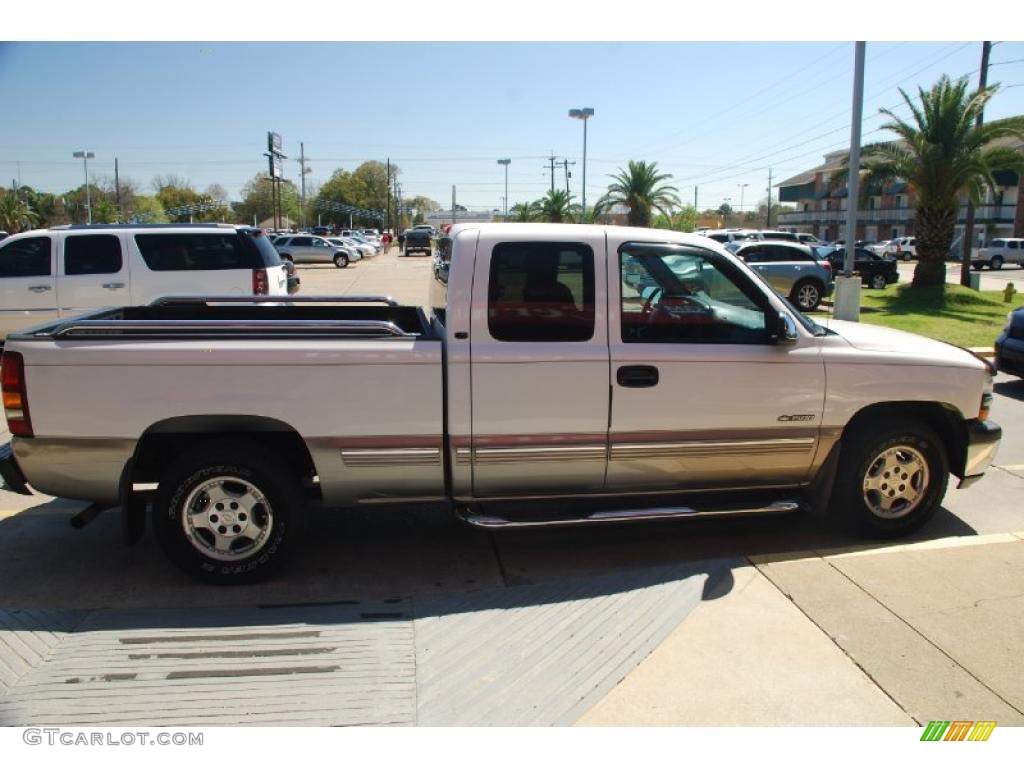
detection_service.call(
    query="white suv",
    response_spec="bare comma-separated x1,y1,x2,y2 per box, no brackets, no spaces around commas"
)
884,237,916,260
973,238,1024,270
0,224,288,340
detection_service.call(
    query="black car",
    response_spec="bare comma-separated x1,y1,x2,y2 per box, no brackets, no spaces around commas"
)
824,248,899,289
401,228,432,257
995,306,1024,378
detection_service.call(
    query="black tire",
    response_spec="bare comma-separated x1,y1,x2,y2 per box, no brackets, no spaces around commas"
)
990,256,1003,270
832,420,948,539
870,273,888,290
790,279,823,311
152,441,303,584
333,253,349,268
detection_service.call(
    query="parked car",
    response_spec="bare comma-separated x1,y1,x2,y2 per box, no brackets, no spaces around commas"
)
866,240,891,257
795,233,823,246
402,228,433,256
732,240,833,311
311,226,332,237
699,229,760,248
0,223,288,340
325,238,364,263
340,231,381,254
0,223,1000,584
884,237,916,261
0,231,9,241
973,238,1024,270
755,230,801,243
274,235,351,268
995,305,1024,377
335,236,375,259
824,248,899,289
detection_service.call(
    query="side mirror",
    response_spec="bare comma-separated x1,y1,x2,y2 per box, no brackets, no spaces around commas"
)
774,311,799,345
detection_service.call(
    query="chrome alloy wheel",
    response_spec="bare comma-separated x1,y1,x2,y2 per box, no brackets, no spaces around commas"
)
861,445,929,519
182,476,274,561
796,283,820,310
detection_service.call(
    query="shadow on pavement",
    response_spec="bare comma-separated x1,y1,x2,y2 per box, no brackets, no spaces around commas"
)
995,377,1024,402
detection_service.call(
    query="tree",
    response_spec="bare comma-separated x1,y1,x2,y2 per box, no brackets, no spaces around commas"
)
510,201,540,222
594,160,681,227
315,161,396,228
235,174,300,226
536,190,574,223
843,76,1024,286
129,195,169,223
0,188,39,233
153,176,201,221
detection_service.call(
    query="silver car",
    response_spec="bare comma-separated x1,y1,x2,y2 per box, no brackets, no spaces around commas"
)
274,235,353,268
733,241,834,311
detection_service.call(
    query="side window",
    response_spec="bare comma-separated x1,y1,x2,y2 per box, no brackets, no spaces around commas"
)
487,241,595,342
739,246,763,263
1009,241,1020,250
620,245,768,345
0,236,51,277
992,239,1005,248
290,237,313,247
134,234,262,271
64,234,122,275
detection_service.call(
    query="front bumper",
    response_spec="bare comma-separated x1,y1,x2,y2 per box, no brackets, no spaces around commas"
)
995,332,1024,377
958,419,1002,489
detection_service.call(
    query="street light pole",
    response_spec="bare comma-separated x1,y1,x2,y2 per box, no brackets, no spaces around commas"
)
569,108,594,223
72,150,95,224
738,183,749,219
497,159,511,221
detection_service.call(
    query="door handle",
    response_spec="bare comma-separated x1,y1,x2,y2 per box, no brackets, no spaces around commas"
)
28,285,52,292
102,282,126,289
617,365,659,388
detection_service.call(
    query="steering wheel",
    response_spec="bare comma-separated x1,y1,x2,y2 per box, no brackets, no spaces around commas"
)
640,287,664,317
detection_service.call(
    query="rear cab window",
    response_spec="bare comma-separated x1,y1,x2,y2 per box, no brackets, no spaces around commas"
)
487,241,595,342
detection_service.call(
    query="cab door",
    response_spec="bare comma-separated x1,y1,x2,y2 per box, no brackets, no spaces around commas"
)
607,239,825,493
467,231,610,497
56,232,130,316
0,235,57,336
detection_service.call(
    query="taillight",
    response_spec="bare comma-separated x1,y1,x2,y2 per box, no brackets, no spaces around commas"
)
2,352,33,437
252,268,269,295
821,260,832,272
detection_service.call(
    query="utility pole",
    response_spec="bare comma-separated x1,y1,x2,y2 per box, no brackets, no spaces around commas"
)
386,157,391,235
835,41,867,322
452,185,457,225
114,157,122,222
766,169,773,228
562,158,576,196
694,186,698,211
299,142,310,230
546,154,557,195
961,41,992,287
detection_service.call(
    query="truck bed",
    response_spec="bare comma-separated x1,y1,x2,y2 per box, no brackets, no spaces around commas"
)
9,296,435,341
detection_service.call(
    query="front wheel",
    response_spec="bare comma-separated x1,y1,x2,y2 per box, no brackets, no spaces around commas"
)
790,280,822,311
870,273,888,290
152,442,303,583
334,253,349,268
832,420,948,538
990,256,1003,270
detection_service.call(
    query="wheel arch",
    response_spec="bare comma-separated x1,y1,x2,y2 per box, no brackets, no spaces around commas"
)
841,401,968,478
129,415,319,489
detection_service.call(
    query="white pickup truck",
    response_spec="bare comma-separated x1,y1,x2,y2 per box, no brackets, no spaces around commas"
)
0,224,1002,583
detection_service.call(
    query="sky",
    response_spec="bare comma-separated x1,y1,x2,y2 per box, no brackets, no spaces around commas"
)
2,36,1023,216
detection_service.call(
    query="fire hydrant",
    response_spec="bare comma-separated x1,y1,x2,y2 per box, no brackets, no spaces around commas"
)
1005,282,1017,303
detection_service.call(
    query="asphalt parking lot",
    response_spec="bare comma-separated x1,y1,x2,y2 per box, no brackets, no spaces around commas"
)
1,245,1023,726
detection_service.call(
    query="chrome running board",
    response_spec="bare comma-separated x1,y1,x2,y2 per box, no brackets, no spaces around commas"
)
456,500,800,530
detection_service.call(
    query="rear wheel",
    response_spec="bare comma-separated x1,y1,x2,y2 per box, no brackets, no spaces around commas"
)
990,256,1003,270
334,253,349,268
790,280,823,311
152,442,303,583
832,420,948,538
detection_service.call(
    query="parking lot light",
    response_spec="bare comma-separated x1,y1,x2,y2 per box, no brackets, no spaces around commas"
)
72,151,95,224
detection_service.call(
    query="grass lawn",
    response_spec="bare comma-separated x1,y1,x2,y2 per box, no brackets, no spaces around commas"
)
816,284,1013,348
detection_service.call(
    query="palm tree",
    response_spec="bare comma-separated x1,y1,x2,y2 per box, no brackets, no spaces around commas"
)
510,201,539,222
594,160,682,227
846,76,1024,286
0,189,39,233
537,189,574,223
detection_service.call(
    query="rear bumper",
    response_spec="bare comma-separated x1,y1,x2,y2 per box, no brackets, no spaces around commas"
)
958,419,1002,489
0,442,32,495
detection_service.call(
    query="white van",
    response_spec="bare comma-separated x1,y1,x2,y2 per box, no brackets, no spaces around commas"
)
0,224,288,340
